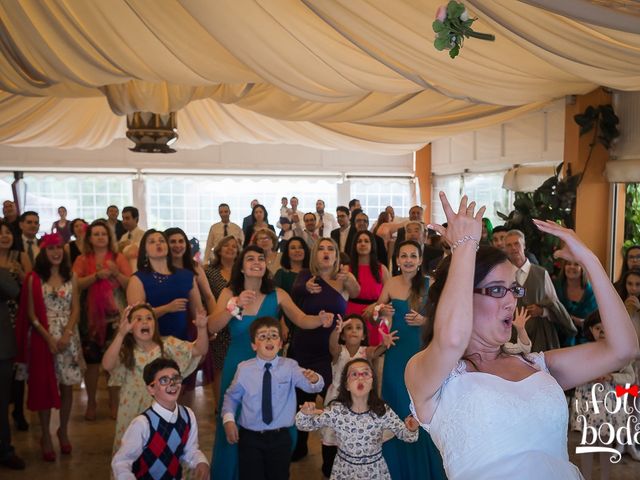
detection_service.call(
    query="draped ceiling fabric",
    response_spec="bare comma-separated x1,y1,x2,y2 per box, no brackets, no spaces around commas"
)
1,0,639,154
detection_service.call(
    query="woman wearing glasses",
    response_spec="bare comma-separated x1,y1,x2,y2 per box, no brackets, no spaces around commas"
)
375,240,446,480
406,193,638,480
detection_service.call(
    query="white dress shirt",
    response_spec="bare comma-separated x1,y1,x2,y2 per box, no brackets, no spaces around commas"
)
111,402,208,479
119,227,144,246
314,212,337,238
204,221,244,263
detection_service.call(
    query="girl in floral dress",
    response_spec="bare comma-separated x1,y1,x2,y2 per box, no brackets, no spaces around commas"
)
296,358,419,480
16,234,84,462
102,303,209,453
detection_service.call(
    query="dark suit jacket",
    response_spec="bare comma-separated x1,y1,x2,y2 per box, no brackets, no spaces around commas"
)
0,268,20,360
242,215,254,232
331,226,356,254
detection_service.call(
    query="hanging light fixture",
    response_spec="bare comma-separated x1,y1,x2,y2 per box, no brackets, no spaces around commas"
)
126,112,178,153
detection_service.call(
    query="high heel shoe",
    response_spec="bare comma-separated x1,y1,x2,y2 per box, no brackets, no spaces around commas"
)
84,404,96,421
40,438,56,462
56,429,72,455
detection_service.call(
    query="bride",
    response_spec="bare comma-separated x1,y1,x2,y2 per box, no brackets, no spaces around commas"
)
406,192,638,479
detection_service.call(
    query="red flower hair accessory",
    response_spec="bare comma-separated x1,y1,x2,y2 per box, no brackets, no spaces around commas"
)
40,233,64,249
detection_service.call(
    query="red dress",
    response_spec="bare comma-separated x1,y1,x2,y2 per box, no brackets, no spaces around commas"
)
346,264,385,346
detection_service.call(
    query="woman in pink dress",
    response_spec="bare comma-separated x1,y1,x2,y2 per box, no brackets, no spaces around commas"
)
346,230,390,346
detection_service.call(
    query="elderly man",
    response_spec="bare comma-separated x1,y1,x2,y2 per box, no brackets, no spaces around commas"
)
505,229,575,352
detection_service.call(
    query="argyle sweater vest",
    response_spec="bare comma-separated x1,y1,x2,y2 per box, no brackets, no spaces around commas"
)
132,405,191,479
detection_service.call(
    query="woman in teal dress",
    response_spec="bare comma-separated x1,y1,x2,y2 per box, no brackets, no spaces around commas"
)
207,245,333,480
376,240,447,480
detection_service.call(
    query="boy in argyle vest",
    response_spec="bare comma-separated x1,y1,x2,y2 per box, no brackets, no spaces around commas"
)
111,358,209,479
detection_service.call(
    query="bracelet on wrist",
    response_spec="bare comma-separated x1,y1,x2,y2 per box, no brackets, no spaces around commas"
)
226,297,243,320
449,235,479,253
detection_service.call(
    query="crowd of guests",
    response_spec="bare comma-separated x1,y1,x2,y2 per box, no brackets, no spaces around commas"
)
0,195,638,479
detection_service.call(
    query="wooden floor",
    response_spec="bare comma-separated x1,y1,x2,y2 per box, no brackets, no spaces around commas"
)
6,382,640,479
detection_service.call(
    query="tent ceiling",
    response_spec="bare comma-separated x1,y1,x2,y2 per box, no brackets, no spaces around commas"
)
0,0,639,154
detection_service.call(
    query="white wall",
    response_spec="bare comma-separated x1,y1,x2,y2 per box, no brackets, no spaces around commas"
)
431,99,565,175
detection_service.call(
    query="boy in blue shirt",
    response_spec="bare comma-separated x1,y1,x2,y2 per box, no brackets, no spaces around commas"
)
222,316,324,480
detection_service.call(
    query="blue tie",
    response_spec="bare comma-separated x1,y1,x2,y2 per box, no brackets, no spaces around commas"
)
262,363,273,424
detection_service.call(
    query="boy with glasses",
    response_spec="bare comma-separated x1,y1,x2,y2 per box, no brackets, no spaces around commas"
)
222,316,324,480
111,358,209,479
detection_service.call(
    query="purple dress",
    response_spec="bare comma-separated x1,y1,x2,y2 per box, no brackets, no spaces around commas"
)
288,269,346,387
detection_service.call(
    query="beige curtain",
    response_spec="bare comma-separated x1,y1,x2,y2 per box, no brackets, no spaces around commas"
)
1,0,639,152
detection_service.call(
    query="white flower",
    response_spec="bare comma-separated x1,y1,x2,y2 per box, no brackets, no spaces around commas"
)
460,10,469,21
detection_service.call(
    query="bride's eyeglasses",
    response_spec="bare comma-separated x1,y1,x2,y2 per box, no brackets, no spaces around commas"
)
473,286,526,299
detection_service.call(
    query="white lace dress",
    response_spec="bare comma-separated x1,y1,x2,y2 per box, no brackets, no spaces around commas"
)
410,353,584,480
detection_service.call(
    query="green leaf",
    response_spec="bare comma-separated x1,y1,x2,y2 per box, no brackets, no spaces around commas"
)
449,45,460,58
447,1,464,18
434,36,450,50
432,20,445,33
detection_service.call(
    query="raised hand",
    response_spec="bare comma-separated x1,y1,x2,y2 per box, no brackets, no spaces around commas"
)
405,415,420,432
532,219,594,264
302,368,320,384
379,303,395,319
193,310,208,329
335,315,352,334
381,329,399,349
318,310,335,328
405,309,426,326
624,295,640,314
237,289,257,307
117,304,137,336
513,306,531,330
429,192,485,251
299,401,323,415
306,276,322,294
336,265,350,282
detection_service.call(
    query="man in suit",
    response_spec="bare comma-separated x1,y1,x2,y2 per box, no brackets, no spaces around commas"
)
242,199,260,232
106,205,126,241
505,229,575,352
331,206,356,255
17,211,40,267
352,211,387,267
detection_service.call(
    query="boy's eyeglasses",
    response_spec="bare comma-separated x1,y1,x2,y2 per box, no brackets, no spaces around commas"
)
255,332,280,342
473,286,526,299
347,370,373,380
153,374,183,387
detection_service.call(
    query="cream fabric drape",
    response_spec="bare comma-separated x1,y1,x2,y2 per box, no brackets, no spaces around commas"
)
1,0,639,153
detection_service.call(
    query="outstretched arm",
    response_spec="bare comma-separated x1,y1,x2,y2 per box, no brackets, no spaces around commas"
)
535,220,638,390
405,193,485,424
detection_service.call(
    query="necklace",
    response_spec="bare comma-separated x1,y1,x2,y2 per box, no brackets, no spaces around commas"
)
151,270,170,284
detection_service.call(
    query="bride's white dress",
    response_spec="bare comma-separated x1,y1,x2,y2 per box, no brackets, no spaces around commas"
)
410,353,584,479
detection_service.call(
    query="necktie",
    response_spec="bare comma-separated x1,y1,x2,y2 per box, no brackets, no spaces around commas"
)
262,363,273,424
224,223,228,237
517,268,526,286
26,240,34,265
319,214,324,237
128,232,132,240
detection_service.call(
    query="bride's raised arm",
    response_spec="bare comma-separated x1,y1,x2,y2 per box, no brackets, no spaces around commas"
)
534,219,638,390
405,192,485,423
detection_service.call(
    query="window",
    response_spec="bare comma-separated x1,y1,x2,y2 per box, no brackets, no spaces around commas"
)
431,172,513,228
0,173,133,236
349,179,413,220
145,175,337,249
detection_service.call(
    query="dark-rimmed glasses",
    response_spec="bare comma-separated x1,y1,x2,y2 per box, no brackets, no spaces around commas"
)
473,286,526,299
153,374,183,387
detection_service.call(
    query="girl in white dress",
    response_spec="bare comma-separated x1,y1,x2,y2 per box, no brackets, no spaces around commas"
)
406,192,639,480
297,358,418,480
321,314,397,476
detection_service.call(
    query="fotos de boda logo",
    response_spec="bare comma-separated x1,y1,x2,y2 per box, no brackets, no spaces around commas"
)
575,383,640,463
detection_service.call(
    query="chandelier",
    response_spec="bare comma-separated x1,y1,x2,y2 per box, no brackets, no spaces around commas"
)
126,112,178,153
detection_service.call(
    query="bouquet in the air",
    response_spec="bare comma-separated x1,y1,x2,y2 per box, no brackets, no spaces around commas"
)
433,1,495,59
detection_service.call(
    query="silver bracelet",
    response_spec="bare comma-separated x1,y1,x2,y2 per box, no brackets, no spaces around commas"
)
450,235,479,253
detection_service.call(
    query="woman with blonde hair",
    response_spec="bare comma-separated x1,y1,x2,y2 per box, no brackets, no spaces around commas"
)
289,237,360,462
251,227,281,275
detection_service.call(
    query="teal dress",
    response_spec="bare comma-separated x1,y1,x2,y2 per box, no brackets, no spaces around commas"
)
211,291,284,479
381,298,447,480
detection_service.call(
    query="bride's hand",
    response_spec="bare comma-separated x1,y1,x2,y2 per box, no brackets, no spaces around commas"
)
532,219,594,265
429,192,485,250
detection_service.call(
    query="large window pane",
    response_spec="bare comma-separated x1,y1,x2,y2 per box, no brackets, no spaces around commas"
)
0,173,133,236
350,179,412,220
